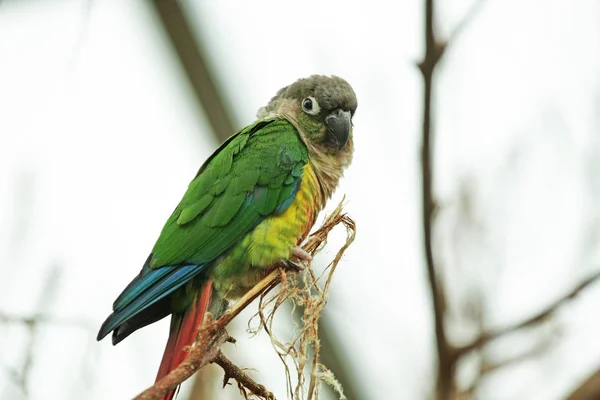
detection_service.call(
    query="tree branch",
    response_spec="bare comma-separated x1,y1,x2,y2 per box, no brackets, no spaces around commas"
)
565,368,600,400
446,0,489,48
150,0,236,143
418,0,455,397
0,314,93,329
134,326,230,400
418,0,599,398
0,266,95,395
486,326,557,375
213,352,275,400
458,327,558,398
417,1,496,398
456,270,600,356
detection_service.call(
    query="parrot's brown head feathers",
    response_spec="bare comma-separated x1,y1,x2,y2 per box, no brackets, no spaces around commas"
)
257,74,357,200
282,75,357,117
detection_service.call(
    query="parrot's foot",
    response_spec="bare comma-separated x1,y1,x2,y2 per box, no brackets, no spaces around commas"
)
292,247,313,263
282,247,312,272
282,259,304,272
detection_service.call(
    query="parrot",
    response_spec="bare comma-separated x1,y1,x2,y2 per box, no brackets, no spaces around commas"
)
96,75,357,400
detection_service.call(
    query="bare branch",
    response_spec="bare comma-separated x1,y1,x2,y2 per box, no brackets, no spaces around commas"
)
458,328,558,398
456,270,600,356
150,0,236,143
418,0,456,397
417,1,502,399
481,329,556,376
0,266,77,394
446,0,489,48
565,368,600,400
0,314,93,330
134,326,230,400
419,0,596,399
213,352,275,400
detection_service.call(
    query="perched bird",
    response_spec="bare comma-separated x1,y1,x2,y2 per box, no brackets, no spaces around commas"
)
97,75,357,399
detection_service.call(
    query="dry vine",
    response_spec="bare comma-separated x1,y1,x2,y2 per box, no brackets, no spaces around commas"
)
251,199,355,400
134,199,355,400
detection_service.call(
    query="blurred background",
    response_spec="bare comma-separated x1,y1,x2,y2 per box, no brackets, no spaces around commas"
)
1,0,600,399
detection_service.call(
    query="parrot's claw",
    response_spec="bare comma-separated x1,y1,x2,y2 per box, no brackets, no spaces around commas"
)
292,247,313,263
282,248,312,272
282,259,304,272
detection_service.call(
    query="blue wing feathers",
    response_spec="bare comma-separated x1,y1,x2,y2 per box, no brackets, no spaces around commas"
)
97,263,208,341
112,267,171,310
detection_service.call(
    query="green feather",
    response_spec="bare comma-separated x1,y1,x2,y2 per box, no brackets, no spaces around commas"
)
204,187,246,228
150,118,309,268
210,177,230,196
176,194,213,225
253,186,281,215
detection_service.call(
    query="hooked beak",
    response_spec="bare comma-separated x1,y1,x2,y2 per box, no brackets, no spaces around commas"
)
325,109,352,151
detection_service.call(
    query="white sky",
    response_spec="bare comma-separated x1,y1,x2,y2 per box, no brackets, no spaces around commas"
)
1,0,600,399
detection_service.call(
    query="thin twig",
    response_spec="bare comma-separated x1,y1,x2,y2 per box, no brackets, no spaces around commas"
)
458,327,557,399
0,266,69,394
456,270,600,356
213,352,276,400
0,314,93,329
446,0,489,48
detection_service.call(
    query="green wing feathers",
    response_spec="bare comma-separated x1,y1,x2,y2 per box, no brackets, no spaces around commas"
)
150,119,309,268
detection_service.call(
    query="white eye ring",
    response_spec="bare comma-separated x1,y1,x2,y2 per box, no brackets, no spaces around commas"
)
302,96,320,115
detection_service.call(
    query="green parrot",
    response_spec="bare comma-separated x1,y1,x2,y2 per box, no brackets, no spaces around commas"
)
97,75,357,400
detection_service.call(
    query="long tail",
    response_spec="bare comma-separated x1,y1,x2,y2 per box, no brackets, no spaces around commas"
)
156,280,213,400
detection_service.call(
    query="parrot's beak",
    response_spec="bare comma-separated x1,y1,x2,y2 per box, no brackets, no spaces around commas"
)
325,109,352,151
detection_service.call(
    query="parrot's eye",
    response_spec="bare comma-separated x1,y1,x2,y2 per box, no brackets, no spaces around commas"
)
302,97,320,115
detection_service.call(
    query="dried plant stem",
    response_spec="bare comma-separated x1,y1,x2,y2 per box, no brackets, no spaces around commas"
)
253,200,355,400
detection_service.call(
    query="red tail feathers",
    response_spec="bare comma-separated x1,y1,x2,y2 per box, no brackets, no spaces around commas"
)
155,280,213,400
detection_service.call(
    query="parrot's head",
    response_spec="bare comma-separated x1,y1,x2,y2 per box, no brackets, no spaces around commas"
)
257,75,357,198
